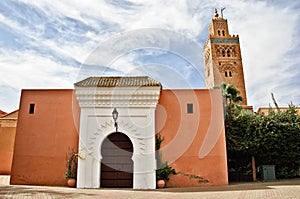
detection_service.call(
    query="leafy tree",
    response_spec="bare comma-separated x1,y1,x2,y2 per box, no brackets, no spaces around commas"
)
222,83,300,180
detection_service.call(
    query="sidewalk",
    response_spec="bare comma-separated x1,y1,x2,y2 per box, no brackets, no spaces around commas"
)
0,175,10,186
1,176,299,199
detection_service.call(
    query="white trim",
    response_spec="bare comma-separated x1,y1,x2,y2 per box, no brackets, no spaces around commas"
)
75,85,161,189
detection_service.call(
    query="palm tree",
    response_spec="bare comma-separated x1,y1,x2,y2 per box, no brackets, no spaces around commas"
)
219,83,243,117
220,83,243,104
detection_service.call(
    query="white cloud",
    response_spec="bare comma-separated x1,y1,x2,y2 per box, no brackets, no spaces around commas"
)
0,49,77,89
0,0,299,112
120,1,204,36
0,48,80,112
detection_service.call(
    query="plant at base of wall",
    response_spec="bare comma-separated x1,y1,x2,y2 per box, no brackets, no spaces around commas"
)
155,133,176,188
65,150,78,187
176,171,209,183
156,163,176,181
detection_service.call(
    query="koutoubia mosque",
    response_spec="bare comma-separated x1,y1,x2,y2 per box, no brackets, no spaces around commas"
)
203,9,247,105
1,9,251,189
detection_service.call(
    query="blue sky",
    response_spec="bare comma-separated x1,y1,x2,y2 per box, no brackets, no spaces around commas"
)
0,0,299,112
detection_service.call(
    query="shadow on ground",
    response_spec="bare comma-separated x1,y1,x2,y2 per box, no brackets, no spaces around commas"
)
155,178,300,192
0,186,99,198
0,178,299,196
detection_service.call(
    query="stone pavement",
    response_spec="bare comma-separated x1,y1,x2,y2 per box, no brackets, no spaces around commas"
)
0,176,299,199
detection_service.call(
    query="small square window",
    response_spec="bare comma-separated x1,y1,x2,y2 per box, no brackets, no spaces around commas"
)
29,104,35,114
187,103,193,114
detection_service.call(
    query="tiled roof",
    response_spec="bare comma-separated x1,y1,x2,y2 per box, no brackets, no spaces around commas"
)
74,76,162,88
0,109,7,118
0,110,19,119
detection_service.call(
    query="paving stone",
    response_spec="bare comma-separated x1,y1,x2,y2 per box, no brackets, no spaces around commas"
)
0,178,299,199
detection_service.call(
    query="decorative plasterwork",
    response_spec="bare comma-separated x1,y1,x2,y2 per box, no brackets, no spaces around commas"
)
210,38,239,44
219,64,237,73
75,87,161,108
85,119,148,160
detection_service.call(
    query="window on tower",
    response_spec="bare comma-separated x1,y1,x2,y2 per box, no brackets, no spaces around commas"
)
187,103,193,114
29,103,35,114
222,30,225,36
227,50,231,57
222,49,225,57
225,70,233,78
218,30,221,36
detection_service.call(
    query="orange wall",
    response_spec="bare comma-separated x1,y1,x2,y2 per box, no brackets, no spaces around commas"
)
10,90,80,186
0,110,18,174
0,126,16,174
156,89,228,187
10,88,227,187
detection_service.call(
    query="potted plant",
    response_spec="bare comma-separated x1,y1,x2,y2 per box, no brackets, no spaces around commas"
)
156,163,176,188
155,133,176,188
65,150,78,187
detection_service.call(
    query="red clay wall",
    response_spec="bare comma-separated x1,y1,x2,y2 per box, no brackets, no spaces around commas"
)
10,89,80,186
156,89,228,187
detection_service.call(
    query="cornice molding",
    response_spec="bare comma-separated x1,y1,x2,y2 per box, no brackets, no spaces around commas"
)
75,86,161,108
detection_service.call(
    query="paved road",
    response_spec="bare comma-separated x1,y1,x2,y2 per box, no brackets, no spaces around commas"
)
0,178,299,198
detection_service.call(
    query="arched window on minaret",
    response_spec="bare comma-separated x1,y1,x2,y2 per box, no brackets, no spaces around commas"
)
222,49,226,57
227,50,231,57
222,30,225,36
225,70,232,77
218,30,221,36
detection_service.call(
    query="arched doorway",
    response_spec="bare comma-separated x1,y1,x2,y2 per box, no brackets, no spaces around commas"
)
101,132,133,188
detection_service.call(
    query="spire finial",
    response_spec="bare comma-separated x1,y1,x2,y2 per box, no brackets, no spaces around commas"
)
221,7,226,18
214,8,219,18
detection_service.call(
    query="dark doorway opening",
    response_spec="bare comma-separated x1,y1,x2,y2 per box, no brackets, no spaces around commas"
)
101,132,133,188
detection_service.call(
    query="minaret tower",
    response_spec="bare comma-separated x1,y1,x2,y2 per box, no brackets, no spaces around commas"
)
203,9,247,105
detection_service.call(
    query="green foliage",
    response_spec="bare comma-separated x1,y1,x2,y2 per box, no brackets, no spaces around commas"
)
223,84,300,179
176,172,209,183
156,163,176,181
65,150,78,179
221,83,243,104
155,133,175,181
155,133,164,150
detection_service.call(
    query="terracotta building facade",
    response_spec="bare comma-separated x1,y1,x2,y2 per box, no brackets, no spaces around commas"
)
0,110,18,174
10,77,228,189
10,90,79,186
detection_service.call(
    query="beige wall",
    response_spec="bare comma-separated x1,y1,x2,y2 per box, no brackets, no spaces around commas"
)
257,107,300,115
10,90,80,186
156,89,228,187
